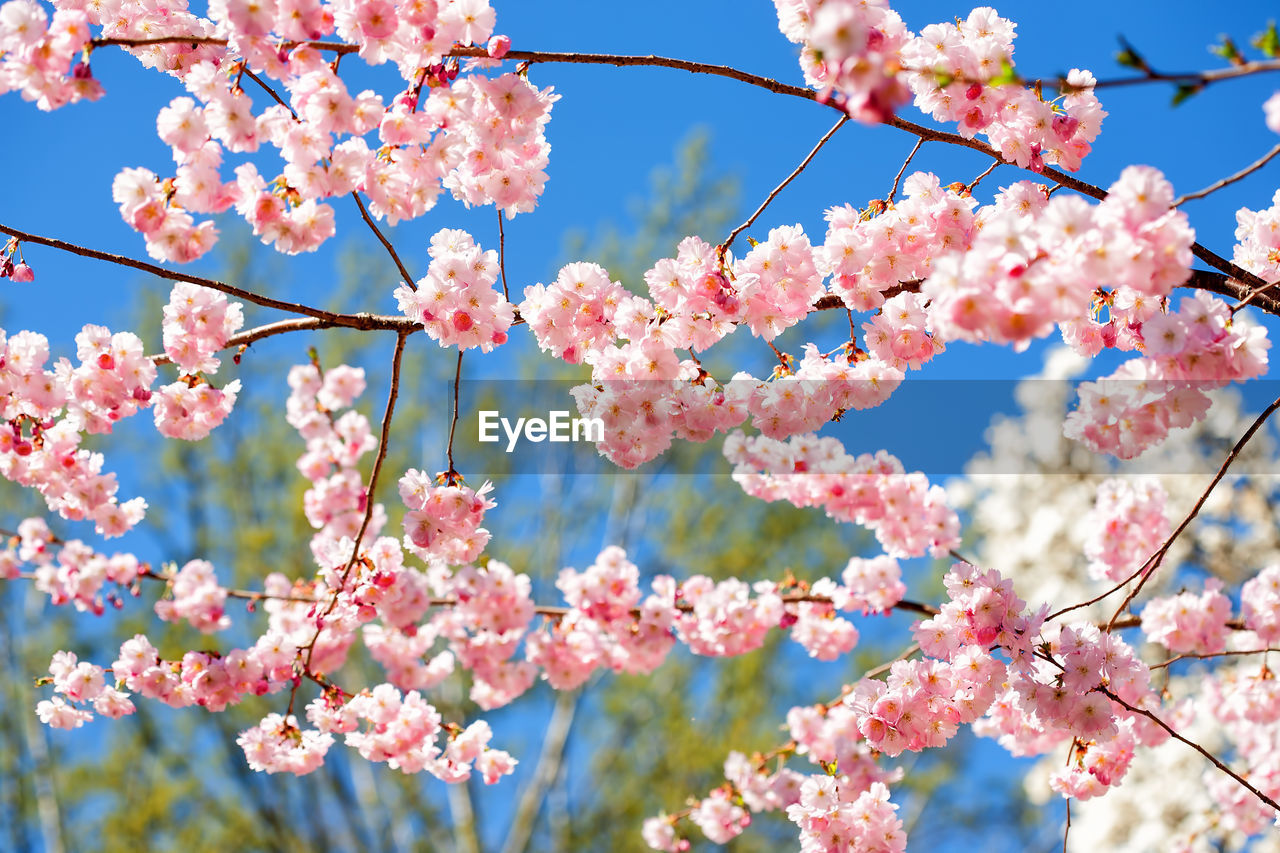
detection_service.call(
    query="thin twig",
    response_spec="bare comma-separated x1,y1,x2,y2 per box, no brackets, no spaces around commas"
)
1103,392,1280,630
446,351,464,482
497,211,510,302
1099,686,1280,812
1048,392,1280,624
1148,647,1280,670
720,115,849,256
1062,797,1070,853
0,223,348,322
149,314,420,365
351,193,416,290
1175,141,1280,207
967,161,1001,194
888,138,925,202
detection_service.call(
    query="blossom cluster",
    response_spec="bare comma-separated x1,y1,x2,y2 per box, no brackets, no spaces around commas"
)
724,431,959,558
285,360,384,561
1083,478,1169,583
926,168,1194,350
394,228,514,351
0,516,142,613
774,0,911,124
902,8,1105,172
0,0,101,110
1065,292,1269,459
0,325,150,535
1233,186,1280,284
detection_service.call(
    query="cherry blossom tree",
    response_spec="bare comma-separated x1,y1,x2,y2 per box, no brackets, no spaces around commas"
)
3,0,1280,849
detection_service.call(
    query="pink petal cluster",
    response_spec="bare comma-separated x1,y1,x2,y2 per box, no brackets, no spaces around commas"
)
1141,579,1232,655
926,168,1194,350
437,73,558,218
522,261,627,363
0,327,149,536
1065,293,1269,459
730,225,826,342
0,0,102,110
431,559,536,708
1241,564,1280,644
689,787,750,845
822,174,977,312
773,0,911,124
1234,187,1280,284
153,558,231,633
36,651,133,730
724,431,959,558
399,470,495,566
8,520,142,613
1083,478,1169,583
63,324,156,434
394,229,514,352
903,8,1105,172
112,166,220,263
785,779,906,853
152,375,242,440
286,362,384,560
161,282,245,374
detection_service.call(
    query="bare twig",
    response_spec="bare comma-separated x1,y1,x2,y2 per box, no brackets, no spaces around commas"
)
720,115,849,256
1100,686,1280,812
497,211,510,302
1103,392,1280,630
351,192,416,290
1175,141,1280,207
1048,392,1280,624
445,350,464,483
0,223,349,322
1148,647,1280,670
888,138,925,202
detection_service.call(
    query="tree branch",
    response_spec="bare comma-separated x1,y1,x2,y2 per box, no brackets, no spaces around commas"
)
721,115,848,256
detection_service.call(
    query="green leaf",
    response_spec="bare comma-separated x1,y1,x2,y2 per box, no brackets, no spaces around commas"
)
1116,37,1148,71
990,58,1019,86
1210,35,1241,63
1253,20,1280,58
1171,83,1203,106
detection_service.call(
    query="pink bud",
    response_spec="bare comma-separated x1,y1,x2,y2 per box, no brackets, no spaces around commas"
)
965,83,983,100
487,35,511,59
452,311,474,332
97,352,115,370
10,262,33,283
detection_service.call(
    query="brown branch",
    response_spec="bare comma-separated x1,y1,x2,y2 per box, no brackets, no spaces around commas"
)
888,138,925,202
1045,58,1280,93
0,223,350,323
721,115,849,256
1175,141,1280,207
445,350,463,483
1149,647,1280,670
149,314,420,365
497,211,510,302
351,192,416,290
1099,686,1280,812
